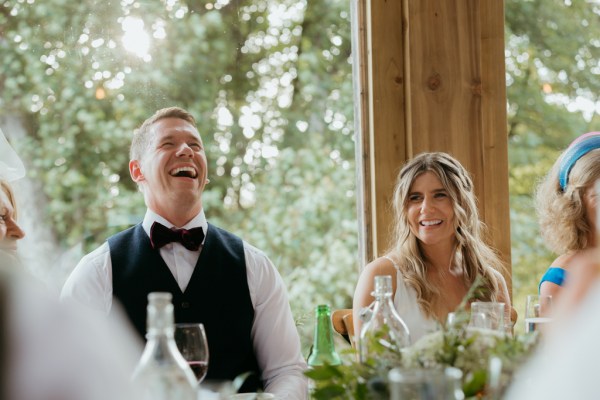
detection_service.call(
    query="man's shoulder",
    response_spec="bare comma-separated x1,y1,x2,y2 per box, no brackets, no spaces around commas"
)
241,240,267,259
108,224,143,242
207,223,240,240
78,242,111,268
106,224,147,256
206,223,246,251
205,223,270,263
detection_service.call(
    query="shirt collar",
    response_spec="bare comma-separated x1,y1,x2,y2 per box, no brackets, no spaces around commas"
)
142,208,208,241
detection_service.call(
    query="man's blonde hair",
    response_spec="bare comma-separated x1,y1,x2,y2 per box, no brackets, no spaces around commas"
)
130,107,197,162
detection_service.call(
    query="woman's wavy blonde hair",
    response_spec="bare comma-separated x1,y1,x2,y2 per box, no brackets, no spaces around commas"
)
535,148,600,254
386,152,505,318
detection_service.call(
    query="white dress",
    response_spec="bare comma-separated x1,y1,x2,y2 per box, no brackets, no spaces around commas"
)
384,256,440,343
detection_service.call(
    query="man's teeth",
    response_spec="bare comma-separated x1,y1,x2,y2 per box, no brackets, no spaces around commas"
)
421,220,442,226
170,167,197,177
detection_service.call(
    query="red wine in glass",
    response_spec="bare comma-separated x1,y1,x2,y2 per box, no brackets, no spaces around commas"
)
188,360,209,382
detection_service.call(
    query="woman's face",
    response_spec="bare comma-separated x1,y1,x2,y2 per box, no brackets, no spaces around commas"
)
0,188,25,253
406,171,456,248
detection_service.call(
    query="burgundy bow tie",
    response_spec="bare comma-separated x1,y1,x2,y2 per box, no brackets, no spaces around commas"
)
150,222,205,251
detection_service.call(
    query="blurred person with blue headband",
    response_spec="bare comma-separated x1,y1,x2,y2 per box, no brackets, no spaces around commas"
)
535,131,600,301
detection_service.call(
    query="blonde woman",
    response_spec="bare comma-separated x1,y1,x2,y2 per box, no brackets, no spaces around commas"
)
353,152,510,342
536,132,600,301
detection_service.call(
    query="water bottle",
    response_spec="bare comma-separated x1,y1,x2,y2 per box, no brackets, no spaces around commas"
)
131,292,197,400
359,275,410,364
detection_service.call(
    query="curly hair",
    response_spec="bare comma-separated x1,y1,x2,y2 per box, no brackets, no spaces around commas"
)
535,148,600,254
386,152,505,318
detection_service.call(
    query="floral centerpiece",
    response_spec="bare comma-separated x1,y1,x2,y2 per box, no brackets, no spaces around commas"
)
306,283,539,399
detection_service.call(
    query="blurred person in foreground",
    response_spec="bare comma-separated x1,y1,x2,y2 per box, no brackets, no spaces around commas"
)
1,252,143,400
536,132,600,301
61,107,307,398
353,152,511,342
505,248,600,400
0,179,142,400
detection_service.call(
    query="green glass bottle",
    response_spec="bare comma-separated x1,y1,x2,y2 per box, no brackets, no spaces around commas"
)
307,304,342,367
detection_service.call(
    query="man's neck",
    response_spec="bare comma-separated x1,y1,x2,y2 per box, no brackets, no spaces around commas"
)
149,204,202,228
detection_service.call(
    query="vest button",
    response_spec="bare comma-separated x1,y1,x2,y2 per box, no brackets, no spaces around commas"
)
181,301,190,309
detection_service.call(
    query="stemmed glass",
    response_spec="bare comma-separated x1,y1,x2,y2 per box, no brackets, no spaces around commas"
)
174,323,210,383
469,302,505,332
524,295,553,333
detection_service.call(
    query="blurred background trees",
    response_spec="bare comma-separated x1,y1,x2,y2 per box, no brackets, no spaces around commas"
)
1,0,599,347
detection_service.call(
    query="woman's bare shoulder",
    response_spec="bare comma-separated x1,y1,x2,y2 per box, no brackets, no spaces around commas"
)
364,256,398,275
550,251,586,271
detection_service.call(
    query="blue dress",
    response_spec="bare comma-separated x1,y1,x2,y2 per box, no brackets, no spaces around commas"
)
538,267,566,292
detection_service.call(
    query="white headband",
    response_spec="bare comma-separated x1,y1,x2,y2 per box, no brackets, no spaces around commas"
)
0,127,25,181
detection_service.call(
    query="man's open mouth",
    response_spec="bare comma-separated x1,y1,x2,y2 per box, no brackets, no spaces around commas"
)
169,166,198,178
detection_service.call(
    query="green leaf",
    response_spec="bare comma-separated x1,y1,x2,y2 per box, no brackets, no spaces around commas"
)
462,369,487,397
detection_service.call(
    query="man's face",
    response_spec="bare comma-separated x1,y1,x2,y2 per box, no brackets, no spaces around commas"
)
130,118,208,218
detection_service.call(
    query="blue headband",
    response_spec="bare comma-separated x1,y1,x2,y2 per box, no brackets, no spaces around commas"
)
558,135,600,191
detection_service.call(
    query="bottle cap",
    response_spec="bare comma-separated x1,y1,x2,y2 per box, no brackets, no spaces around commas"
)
146,292,174,335
316,304,330,314
148,292,172,304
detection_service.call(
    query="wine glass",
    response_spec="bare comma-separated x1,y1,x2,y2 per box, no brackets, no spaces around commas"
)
469,311,489,330
174,323,210,383
524,295,553,333
469,302,505,332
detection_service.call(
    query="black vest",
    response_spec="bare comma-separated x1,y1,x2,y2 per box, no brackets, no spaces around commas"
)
108,223,262,391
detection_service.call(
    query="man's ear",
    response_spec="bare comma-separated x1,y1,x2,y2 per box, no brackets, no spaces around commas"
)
129,160,145,183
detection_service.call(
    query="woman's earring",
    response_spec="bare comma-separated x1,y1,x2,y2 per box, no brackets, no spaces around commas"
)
205,178,210,184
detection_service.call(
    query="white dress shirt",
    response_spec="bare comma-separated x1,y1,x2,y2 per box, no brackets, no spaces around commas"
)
61,209,308,399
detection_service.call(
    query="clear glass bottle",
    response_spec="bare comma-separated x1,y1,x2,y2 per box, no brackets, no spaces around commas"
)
307,304,342,367
131,292,198,400
359,275,410,364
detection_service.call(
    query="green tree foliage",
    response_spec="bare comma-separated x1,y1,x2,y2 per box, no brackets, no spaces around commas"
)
505,0,600,315
0,0,356,351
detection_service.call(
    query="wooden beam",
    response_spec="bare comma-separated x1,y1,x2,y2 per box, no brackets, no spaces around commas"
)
368,0,407,255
